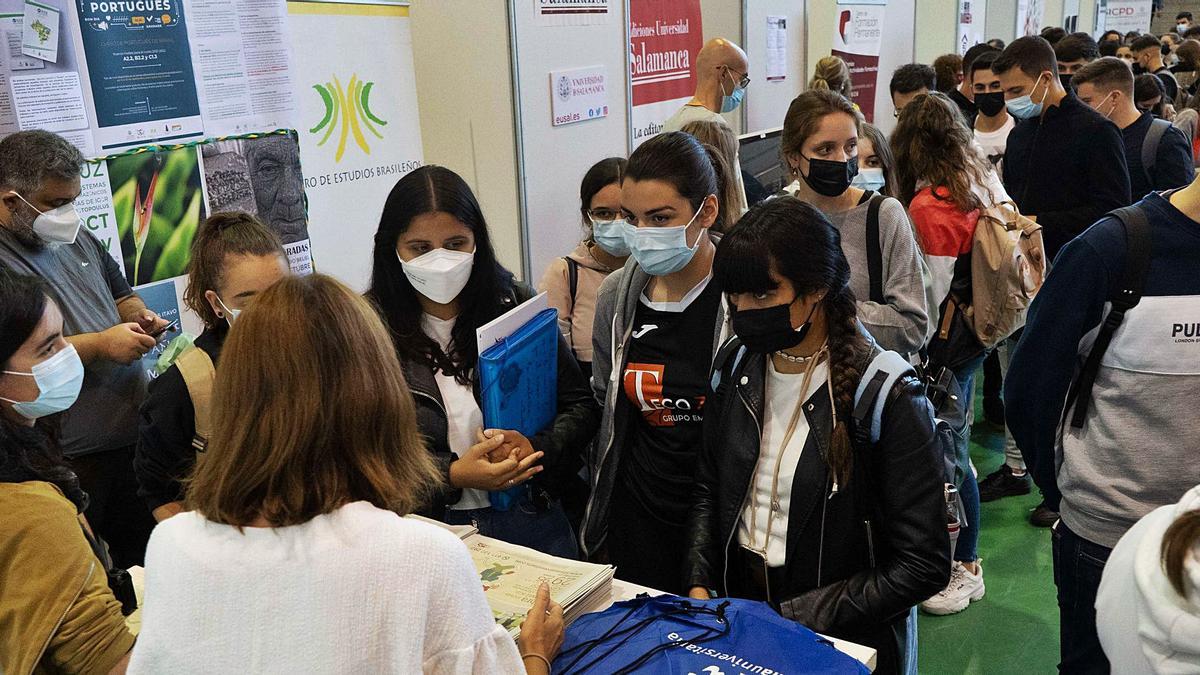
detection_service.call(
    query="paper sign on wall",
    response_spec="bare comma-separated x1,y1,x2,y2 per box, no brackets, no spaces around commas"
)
21,0,56,61
766,16,786,82
550,64,608,126
536,0,608,26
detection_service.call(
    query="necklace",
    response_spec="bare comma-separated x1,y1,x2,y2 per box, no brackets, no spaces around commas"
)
775,349,821,364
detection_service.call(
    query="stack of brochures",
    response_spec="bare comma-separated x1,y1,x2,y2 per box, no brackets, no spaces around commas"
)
464,536,616,638
405,514,615,637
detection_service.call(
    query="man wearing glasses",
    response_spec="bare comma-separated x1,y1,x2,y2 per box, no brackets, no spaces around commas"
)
662,38,750,209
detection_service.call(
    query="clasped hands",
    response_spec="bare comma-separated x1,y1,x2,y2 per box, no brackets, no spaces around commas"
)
447,427,545,491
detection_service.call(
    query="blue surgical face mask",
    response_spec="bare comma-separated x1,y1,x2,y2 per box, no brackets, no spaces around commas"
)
590,216,631,256
1006,73,1048,120
0,344,84,420
628,205,706,276
851,167,886,193
720,70,746,113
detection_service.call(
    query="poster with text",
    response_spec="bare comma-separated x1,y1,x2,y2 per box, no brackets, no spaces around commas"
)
957,0,986,56
832,3,885,123
73,0,204,151
287,0,423,289
0,0,91,153
1105,0,1151,34
628,0,702,148
185,0,296,137
109,145,206,286
536,0,608,26
201,132,311,273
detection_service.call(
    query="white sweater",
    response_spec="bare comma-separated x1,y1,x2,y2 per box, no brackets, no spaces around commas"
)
1096,486,1200,674
128,502,524,674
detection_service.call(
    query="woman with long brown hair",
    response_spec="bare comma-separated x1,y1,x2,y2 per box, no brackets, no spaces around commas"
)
684,197,949,674
128,274,565,674
890,90,1010,616
780,89,931,358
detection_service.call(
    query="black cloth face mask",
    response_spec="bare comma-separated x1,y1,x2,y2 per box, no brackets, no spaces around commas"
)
799,156,858,197
1059,73,1075,92
731,299,817,353
974,92,1006,117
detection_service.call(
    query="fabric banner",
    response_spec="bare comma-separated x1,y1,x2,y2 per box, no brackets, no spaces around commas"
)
831,3,885,123
628,0,702,148
286,0,423,290
956,0,986,55
1105,0,1152,34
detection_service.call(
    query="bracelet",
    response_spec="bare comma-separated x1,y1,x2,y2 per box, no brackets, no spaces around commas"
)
522,653,552,672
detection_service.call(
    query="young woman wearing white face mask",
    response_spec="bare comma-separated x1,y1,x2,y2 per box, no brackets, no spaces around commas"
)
581,131,732,592
368,165,598,559
853,123,897,199
781,89,932,357
0,269,136,675
134,212,289,523
538,157,629,374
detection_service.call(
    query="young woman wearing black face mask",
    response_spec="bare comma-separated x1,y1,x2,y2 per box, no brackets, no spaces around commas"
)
780,89,932,358
683,197,950,674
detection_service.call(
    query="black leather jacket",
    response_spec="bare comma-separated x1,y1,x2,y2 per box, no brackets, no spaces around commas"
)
399,283,599,519
684,341,950,673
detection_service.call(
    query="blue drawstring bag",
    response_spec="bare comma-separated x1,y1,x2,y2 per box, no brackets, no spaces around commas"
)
554,595,870,674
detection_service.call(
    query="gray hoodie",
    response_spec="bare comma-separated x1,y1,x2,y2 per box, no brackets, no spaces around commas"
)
579,242,729,557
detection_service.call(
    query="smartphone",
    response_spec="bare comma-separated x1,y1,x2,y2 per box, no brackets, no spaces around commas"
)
150,319,179,339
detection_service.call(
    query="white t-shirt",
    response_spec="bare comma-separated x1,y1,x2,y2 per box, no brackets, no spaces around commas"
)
129,503,524,674
738,358,830,567
974,115,1016,168
422,313,489,511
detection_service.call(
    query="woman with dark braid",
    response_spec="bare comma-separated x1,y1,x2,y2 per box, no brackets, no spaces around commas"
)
684,197,950,675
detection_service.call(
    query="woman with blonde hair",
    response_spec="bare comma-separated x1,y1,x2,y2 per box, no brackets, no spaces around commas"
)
129,273,565,674
809,55,854,100
891,91,1010,616
680,119,748,223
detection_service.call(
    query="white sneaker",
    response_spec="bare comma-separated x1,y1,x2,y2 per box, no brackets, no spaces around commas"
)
920,560,985,616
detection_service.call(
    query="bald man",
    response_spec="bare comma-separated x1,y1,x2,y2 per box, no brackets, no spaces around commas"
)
662,38,749,212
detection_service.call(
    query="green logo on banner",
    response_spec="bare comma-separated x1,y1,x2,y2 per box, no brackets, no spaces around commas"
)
310,75,388,162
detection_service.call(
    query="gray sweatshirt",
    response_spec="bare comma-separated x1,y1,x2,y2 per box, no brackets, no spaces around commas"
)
784,184,932,355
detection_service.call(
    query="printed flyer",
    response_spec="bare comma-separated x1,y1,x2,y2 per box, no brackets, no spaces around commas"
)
73,0,204,150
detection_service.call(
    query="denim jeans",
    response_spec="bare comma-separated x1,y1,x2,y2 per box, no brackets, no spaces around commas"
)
1052,519,1113,674
445,495,578,559
950,353,987,563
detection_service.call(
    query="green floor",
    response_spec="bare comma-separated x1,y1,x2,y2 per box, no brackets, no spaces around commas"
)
917,387,1060,674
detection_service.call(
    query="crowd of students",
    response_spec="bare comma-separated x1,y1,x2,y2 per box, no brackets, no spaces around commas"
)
2,22,1199,675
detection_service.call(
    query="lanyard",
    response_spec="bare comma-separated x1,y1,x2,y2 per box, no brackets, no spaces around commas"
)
746,344,828,556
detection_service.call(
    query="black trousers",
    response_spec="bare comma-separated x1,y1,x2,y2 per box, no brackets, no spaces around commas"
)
1052,519,1113,674
71,445,156,569
606,480,687,595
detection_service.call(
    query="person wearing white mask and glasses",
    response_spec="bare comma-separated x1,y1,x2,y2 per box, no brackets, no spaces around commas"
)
0,268,136,675
135,212,289,523
582,131,732,592
368,165,598,559
0,130,169,570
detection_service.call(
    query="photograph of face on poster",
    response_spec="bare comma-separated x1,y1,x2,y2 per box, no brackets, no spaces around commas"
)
201,132,309,245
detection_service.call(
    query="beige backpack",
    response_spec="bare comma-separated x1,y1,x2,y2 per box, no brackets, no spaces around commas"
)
965,200,1047,349
174,347,215,452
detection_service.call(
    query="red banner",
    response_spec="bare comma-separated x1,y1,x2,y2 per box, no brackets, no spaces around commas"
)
628,0,703,145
